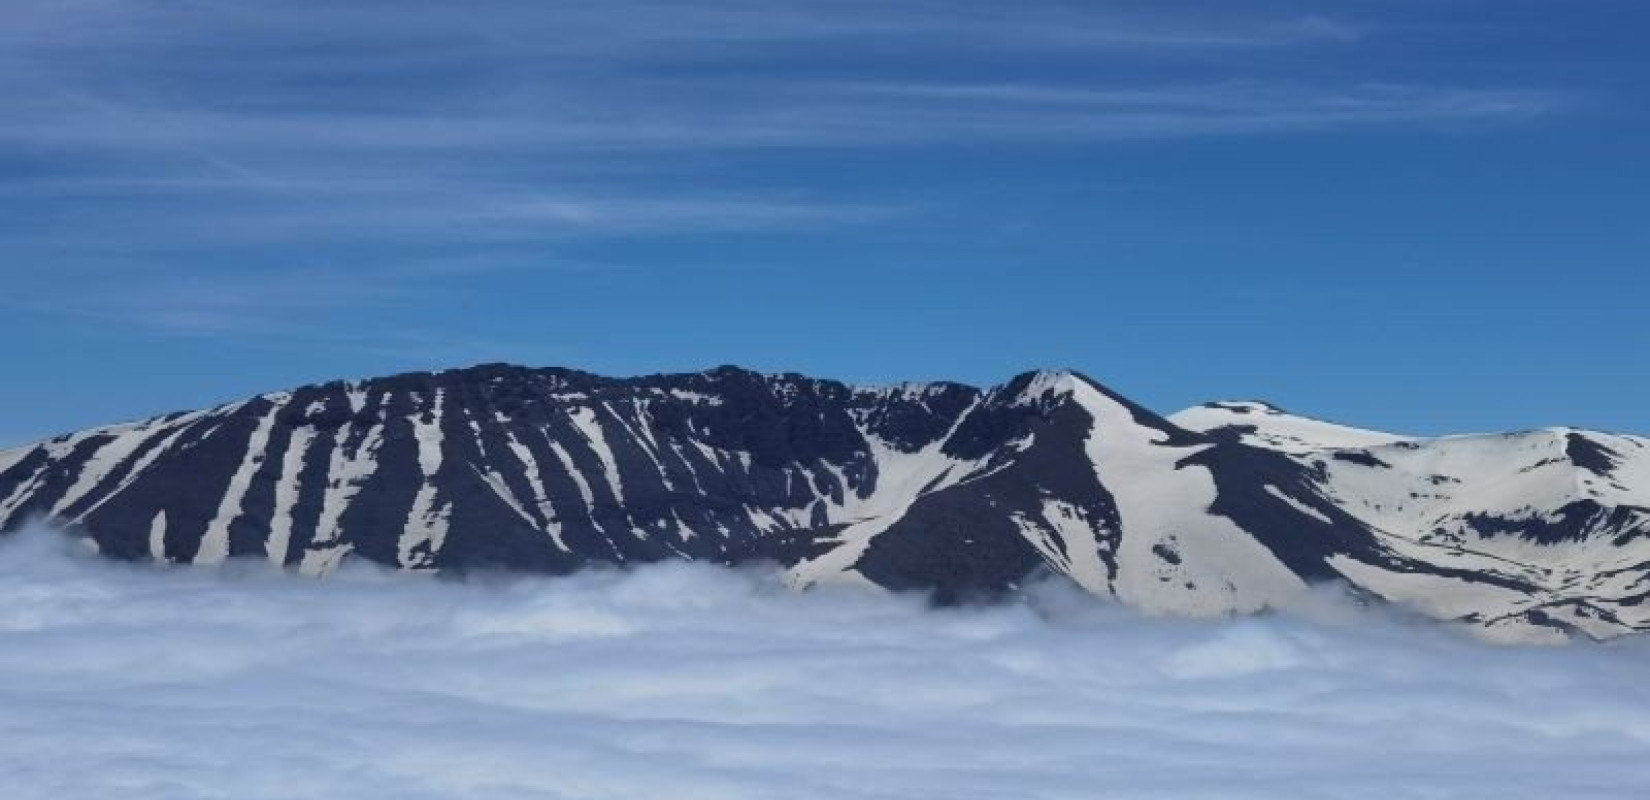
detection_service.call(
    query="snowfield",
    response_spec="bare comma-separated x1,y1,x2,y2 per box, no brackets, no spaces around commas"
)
2,524,1647,800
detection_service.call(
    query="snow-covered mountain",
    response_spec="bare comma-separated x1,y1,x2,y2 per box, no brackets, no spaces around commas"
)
3,365,1646,641
1173,402,1650,640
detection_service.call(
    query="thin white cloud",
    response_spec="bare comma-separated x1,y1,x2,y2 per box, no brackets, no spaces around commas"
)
0,1,1549,164
0,522,1646,799
0,80,1563,157
0,1,1361,56
0,0,1578,349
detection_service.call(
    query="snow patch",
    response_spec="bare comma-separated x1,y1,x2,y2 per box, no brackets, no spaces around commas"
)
1074,381,1307,614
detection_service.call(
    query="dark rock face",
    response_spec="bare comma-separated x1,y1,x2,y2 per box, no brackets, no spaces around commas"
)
0,365,1009,578
3,364,1648,641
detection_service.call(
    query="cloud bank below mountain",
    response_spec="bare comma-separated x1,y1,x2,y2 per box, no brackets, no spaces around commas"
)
2,522,1647,799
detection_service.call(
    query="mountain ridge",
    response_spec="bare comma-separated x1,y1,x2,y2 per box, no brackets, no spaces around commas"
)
3,363,1647,642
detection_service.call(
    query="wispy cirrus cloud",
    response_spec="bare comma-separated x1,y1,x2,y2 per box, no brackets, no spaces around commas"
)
0,1,1547,170
0,0,1575,349
0,1,1361,59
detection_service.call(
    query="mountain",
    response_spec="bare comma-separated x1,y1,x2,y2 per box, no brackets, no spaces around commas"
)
3,364,1647,642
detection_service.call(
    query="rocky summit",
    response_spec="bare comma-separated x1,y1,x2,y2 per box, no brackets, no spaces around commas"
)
3,364,1647,642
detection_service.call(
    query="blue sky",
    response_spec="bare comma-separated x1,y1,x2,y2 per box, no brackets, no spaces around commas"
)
2,0,1645,445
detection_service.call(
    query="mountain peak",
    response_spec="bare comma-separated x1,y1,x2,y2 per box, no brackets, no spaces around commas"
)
3,363,1648,642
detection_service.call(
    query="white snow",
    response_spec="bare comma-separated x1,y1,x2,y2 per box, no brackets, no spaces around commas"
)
45,421,161,518
670,440,707,495
471,464,540,530
1013,499,1112,595
1171,401,1410,453
1208,408,1650,636
147,509,168,563
1316,430,1650,559
265,427,315,567
305,411,386,576
544,435,596,512
298,542,354,576
1011,369,1080,407
669,507,695,542
197,400,287,565
8,369,1649,640
788,400,984,587
1072,378,1308,614
1327,555,1550,642
0,430,102,523
607,401,671,490
667,389,723,405
399,390,452,569
1265,484,1334,525
180,400,249,451
568,405,625,504
504,430,569,553
345,383,368,415
68,411,214,523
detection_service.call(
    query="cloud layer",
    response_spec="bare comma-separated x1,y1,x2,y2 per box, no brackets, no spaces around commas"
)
0,0,1565,345
2,522,1647,800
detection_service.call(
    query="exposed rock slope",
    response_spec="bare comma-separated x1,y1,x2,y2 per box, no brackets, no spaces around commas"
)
4,365,1646,640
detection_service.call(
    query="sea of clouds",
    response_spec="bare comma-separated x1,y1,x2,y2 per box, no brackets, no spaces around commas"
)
1,522,1647,800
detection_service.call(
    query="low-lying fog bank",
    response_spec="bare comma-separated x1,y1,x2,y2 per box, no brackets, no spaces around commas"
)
2,524,1646,800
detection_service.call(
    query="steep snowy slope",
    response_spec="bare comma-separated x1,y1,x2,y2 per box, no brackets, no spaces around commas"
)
1170,401,1409,453
1176,402,1650,640
2,365,1646,640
